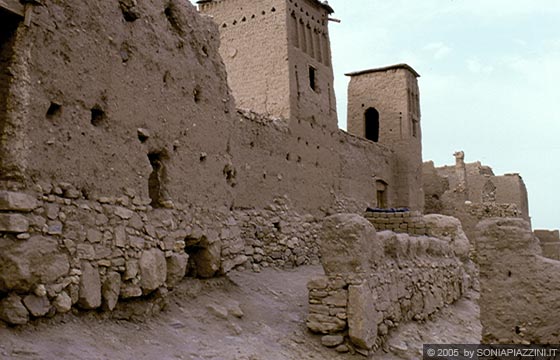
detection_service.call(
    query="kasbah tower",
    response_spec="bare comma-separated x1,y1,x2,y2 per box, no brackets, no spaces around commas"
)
198,0,424,211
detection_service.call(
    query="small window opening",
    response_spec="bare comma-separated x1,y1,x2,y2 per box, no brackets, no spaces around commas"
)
91,106,107,127
148,151,169,208
308,65,317,92
193,85,201,103
412,118,418,138
46,102,62,120
364,107,379,142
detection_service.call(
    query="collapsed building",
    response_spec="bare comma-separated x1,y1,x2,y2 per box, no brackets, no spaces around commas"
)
0,0,558,354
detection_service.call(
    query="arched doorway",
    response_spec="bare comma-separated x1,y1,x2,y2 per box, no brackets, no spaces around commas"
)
364,107,379,142
376,180,388,209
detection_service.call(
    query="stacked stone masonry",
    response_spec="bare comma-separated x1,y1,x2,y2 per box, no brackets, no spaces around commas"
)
364,211,428,236
0,188,321,325
306,214,465,355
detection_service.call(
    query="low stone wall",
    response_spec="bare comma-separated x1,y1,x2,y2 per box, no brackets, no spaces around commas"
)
306,214,465,355
0,188,321,325
477,218,560,344
534,229,560,260
364,211,428,235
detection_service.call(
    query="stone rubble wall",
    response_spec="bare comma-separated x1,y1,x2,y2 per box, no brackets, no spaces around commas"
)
0,188,321,325
0,0,421,327
306,214,464,356
477,218,560,344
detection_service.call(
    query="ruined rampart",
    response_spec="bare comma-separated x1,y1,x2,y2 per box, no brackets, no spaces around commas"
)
0,0,402,325
477,218,560,344
534,229,560,260
306,214,465,355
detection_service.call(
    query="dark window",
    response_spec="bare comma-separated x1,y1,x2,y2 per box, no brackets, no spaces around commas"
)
309,65,317,91
365,107,379,142
412,117,418,138
148,151,169,207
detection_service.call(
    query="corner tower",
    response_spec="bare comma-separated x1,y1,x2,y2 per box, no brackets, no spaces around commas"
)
346,64,424,210
198,0,337,129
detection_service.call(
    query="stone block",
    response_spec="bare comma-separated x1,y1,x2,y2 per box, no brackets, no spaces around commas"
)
0,236,70,292
166,252,188,287
0,294,29,325
114,206,134,219
321,335,344,347
78,262,102,309
102,271,121,311
0,214,29,233
54,291,72,313
222,254,248,273
23,294,51,317
0,191,38,212
323,290,347,307
319,214,381,275
306,313,346,334
139,249,167,292
348,283,378,350
307,276,329,290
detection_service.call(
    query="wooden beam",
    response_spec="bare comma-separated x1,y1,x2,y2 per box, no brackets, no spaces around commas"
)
0,0,25,17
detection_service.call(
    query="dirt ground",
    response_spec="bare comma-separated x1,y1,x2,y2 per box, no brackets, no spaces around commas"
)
0,266,480,360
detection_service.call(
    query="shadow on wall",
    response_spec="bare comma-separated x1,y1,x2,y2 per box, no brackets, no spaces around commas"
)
0,10,21,181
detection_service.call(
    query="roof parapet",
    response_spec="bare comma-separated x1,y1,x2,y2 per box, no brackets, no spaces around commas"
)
345,63,420,78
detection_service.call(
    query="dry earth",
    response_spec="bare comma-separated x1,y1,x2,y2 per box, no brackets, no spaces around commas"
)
0,266,480,360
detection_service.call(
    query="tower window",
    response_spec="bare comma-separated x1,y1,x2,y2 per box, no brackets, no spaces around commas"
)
364,107,379,142
308,65,317,92
412,118,418,138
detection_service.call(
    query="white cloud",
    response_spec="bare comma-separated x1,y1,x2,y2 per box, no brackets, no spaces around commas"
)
466,58,494,74
423,42,452,60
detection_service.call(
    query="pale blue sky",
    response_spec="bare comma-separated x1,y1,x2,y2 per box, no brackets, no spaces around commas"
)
190,0,559,230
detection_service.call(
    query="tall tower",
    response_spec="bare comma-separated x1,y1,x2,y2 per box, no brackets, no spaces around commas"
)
346,64,424,211
198,0,337,129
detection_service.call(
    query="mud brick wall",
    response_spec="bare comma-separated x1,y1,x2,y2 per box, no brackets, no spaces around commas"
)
534,229,560,260
364,211,427,235
306,214,464,355
477,218,560,344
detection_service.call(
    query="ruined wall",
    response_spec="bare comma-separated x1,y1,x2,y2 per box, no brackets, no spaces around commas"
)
306,214,464,355
231,110,395,215
535,229,560,260
477,218,560,344
346,66,424,211
491,174,529,220
423,157,530,240
0,0,404,325
0,0,236,209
